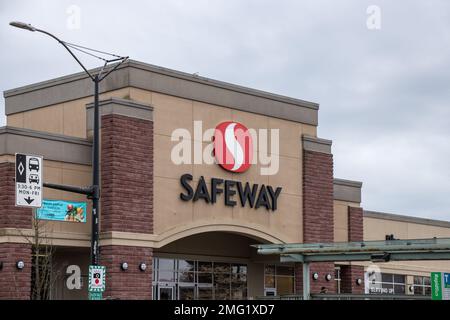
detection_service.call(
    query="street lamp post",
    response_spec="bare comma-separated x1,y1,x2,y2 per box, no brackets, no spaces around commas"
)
10,21,128,266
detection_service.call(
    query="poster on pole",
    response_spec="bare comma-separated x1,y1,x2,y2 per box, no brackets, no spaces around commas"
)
88,265,106,293
36,199,87,222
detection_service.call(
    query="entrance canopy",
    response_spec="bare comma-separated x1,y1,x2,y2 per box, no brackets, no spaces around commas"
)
253,237,450,263
254,238,450,300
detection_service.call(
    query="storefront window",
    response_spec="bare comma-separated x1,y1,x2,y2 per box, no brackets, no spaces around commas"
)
264,265,275,289
178,271,195,283
335,267,341,294
198,272,213,284
264,264,295,296
178,260,195,271
152,258,247,300
413,276,431,295
197,287,213,300
369,273,405,295
159,258,175,270
198,262,213,272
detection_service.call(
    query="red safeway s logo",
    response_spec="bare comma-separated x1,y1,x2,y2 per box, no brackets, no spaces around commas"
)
214,121,253,173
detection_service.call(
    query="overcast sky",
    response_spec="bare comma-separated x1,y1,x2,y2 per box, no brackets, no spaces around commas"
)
1,0,449,220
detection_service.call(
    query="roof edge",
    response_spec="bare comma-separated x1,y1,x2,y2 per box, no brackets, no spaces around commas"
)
364,210,450,229
0,126,91,145
4,59,319,110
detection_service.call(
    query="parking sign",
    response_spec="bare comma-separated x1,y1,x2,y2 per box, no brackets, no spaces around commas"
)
15,153,43,208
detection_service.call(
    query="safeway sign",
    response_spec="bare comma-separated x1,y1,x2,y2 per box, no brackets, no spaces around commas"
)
15,153,43,208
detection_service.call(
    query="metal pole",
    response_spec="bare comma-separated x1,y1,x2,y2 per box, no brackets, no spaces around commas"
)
9,21,128,269
303,262,310,300
91,75,100,266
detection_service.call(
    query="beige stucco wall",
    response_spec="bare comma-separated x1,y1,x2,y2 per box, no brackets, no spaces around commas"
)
6,86,315,246
38,159,92,235
144,89,313,244
361,216,450,276
7,88,131,138
364,217,450,240
334,200,360,242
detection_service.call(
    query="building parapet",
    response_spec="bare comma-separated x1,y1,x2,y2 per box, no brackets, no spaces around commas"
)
333,178,362,203
4,60,319,125
364,210,450,229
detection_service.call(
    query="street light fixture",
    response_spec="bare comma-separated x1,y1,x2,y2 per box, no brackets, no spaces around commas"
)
10,21,128,266
9,21,36,32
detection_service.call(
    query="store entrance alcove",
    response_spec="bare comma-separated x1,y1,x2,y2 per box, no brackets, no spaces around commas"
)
153,231,293,300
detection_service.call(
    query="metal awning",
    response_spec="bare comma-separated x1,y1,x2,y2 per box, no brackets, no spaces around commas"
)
253,237,450,300
253,237,450,263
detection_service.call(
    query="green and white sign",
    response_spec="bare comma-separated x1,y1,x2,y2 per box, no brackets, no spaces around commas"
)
88,292,103,300
88,265,106,293
431,272,450,300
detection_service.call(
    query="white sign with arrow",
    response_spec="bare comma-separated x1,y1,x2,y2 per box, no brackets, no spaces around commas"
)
15,153,43,208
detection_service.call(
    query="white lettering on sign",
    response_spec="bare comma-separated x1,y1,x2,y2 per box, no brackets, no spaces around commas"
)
15,153,43,208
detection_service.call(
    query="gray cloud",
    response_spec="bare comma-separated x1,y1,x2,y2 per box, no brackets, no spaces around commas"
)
0,0,449,220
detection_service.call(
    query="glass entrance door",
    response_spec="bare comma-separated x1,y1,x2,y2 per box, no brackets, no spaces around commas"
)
158,286,174,300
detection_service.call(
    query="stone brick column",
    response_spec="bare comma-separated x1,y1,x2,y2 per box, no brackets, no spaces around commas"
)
0,162,32,300
100,246,153,300
294,262,303,294
340,206,365,294
91,98,154,300
301,136,336,295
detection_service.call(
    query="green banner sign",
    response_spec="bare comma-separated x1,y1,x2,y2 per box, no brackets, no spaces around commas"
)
432,272,442,300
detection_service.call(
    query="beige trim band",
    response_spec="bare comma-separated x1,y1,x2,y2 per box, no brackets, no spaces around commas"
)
0,126,92,165
0,228,91,247
1,221,287,248
333,178,362,203
86,98,153,131
364,210,450,228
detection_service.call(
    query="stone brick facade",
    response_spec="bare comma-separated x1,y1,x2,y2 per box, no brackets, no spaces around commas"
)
348,206,364,242
340,265,364,294
302,150,334,243
0,162,32,300
99,110,154,299
0,243,32,300
294,262,303,294
101,113,153,234
101,245,153,300
301,148,336,294
340,206,365,294
0,162,33,229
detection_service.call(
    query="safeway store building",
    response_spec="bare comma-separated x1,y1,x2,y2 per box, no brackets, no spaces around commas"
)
1,60,449,300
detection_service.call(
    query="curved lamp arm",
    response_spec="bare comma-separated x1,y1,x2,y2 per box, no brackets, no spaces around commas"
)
34,28,95,81
9,21,128,82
